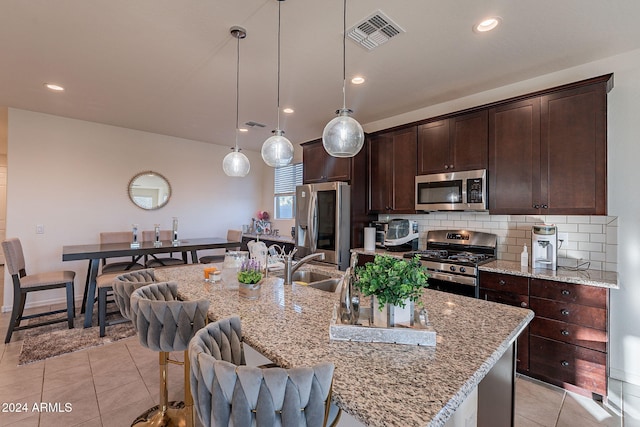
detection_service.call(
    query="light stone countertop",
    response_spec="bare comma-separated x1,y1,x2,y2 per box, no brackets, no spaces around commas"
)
479,260,619,289
352,249,619,290
157,264,532,427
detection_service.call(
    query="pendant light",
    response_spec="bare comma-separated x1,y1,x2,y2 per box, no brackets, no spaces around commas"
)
261,0,294,168
322,0,364,158
223,26,251,177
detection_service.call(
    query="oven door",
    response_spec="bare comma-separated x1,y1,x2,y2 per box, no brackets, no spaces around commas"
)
427,271,478,298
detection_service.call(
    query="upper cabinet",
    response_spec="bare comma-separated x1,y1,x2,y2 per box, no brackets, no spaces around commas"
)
417,110,488,175
302,139,351,183
368,126,417,214
489,75,611,215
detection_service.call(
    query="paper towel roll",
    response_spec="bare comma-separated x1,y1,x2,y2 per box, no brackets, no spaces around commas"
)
364,227,376,251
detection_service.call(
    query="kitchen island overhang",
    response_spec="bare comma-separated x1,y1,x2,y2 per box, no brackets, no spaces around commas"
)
157,264,533,427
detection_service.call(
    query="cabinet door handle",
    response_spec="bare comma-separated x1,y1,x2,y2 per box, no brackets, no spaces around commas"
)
449,164,454,169
533,204,540,209
561,360,570,367
561,329,570,336
499,280,506,286
444,165,449,169
561,309,570,316
520,302,528,308
542,204,548,209
561,290,570,296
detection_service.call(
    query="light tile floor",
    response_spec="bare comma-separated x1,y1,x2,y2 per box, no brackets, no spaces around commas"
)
0,304,634,426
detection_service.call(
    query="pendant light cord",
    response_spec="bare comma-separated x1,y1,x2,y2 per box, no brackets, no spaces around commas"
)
342,0,347,110
235,31,240,151
276,1,282,130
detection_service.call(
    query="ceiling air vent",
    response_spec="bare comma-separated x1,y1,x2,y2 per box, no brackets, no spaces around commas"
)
347,10,405,51
245,121,266,128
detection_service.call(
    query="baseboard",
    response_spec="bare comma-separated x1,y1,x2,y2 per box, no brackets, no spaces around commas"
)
610,367,640,388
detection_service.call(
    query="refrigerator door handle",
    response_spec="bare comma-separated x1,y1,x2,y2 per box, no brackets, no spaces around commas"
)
309,190,318,254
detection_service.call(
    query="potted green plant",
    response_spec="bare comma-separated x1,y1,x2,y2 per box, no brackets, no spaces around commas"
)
237,259,263,300
354,254,429,327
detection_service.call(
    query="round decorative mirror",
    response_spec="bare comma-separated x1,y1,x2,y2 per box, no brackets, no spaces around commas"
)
128,171,172,210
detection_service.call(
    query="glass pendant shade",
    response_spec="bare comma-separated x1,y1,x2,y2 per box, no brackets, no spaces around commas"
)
223,149,250,177
322,108,365,157
262,129,294,167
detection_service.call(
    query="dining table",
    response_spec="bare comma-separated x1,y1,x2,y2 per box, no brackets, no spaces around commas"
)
62,237,241,328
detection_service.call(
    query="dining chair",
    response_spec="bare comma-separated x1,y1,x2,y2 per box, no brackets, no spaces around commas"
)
131,281,209,427
1,238,76,343
188,316,341,427
98,268,157,337
99,231,145,274
198,229,242,264
142,230,188,267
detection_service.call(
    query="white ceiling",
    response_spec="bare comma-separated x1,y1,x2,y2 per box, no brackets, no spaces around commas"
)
2,1,640,153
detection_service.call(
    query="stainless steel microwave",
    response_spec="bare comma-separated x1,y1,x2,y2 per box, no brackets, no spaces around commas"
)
415,169,488,211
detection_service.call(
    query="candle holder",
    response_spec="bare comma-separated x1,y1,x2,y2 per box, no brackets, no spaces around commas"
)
153,224,162,247
131,224,140,248
171,217,179,246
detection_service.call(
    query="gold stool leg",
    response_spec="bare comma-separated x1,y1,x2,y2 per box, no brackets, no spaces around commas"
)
183,350,194,427
132,352,190,427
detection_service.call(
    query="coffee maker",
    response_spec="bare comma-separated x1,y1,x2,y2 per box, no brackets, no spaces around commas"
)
532,224,558,270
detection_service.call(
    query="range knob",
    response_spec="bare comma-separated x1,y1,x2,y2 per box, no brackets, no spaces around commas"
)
459,267,466,273
449,265,456,272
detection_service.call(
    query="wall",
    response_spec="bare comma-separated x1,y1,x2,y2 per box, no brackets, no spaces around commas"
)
366,48,640,386
4,109,267,310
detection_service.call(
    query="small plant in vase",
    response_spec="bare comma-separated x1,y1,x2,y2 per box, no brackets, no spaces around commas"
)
354,254,429,327
238,259,263,300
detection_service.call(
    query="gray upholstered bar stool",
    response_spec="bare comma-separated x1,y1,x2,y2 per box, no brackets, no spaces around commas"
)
98,268,157,337
189,316,341,427
130,282,209,427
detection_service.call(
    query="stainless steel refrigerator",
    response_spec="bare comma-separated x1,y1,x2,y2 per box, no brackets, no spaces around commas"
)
295,182,350,270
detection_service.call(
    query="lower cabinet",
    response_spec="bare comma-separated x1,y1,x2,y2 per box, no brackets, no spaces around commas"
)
479,272,609,397
479,271,530,372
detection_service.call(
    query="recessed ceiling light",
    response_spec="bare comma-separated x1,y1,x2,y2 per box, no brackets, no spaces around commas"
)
351,76,365,85
239,128,248,133
283,108,294,114
44,83,65,92
474,17,501,33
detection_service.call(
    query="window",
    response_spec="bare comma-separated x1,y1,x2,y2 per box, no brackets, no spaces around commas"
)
274,163,303,219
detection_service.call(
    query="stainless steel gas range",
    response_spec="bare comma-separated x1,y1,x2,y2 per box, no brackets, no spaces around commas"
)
403,230,497,298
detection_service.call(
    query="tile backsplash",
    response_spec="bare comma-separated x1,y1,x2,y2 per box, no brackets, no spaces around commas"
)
382,213,618,272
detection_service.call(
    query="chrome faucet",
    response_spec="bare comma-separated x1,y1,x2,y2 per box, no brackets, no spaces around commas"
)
284,252,325,285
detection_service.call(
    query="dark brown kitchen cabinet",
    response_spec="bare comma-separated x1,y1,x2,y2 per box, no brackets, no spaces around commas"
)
528,278,608,397
489,74,612,215
302,139,351,183
479,271,530,372
479,272,610,398
417,110,488,175
368,126,417,214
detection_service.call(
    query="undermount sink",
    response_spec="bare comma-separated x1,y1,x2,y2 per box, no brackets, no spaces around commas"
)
290,270,342,292
291,270,332,283
307,278,341,292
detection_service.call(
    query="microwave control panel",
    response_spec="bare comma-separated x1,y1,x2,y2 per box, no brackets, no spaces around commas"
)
467,178,484,203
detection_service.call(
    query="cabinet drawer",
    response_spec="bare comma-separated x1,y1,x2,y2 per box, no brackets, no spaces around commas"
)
480,289,529,309
530,336,606,396
531,317,607,352
530,279,607,308
530,297,606,330
480,272,529,295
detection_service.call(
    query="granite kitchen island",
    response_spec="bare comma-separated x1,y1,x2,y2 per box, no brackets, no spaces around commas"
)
157,264,533,427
